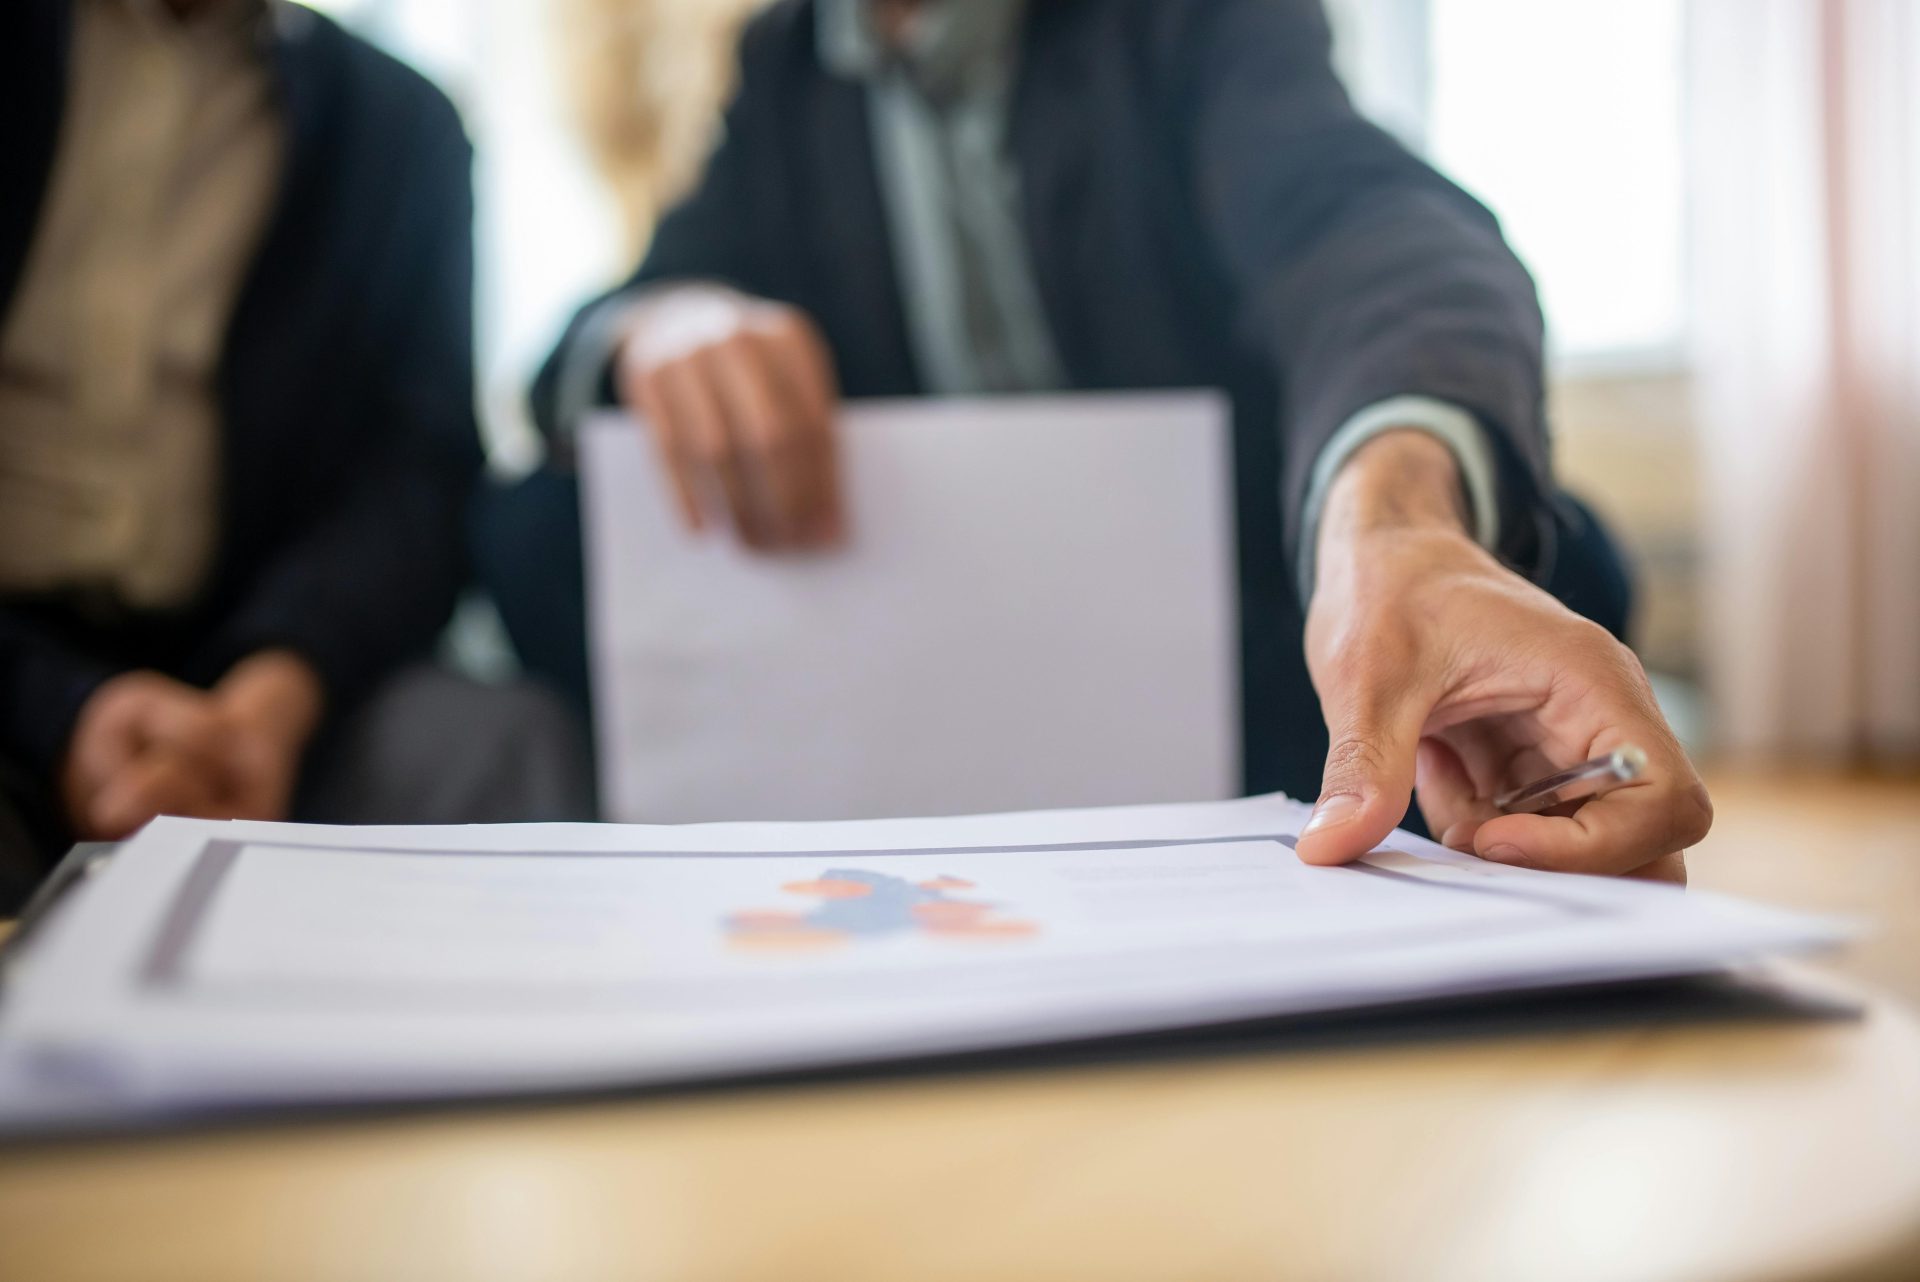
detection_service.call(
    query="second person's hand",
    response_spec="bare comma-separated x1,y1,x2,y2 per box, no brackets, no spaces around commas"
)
59,650,326,838
210,649,326,823
61,671,236,838
615,283,845,551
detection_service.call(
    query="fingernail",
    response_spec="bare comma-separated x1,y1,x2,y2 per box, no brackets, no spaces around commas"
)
1303,793,1363,836
1483,843,1527,866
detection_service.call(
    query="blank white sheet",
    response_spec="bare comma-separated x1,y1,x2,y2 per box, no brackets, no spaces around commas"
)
579,392,1239,824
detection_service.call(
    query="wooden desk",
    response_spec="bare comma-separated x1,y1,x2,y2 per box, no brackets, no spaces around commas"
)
0,970,1916,1282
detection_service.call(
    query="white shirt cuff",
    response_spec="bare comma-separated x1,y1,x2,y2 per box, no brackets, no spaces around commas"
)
551,289,656,444
1295,395,1503,600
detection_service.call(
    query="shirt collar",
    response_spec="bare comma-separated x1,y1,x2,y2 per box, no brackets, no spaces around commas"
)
818,0,1027,103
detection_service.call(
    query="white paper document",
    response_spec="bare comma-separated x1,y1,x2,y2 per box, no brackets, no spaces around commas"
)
0,796,1845,1122
580,393,1239,823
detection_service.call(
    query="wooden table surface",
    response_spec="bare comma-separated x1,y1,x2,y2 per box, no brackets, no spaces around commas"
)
2,773,1917,1282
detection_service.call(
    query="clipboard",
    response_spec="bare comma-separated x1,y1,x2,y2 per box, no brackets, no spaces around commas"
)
1,843,120,980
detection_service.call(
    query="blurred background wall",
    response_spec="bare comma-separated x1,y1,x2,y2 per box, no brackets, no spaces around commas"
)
305,0,1920,773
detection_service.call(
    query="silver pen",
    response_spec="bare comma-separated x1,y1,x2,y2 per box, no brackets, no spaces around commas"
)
1493,744,1648,815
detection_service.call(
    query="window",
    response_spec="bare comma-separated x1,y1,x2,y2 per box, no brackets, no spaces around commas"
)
305,0,624,466
1336,0,1690,368
317,0,1693,421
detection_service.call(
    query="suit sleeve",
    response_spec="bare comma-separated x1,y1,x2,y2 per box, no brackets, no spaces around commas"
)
1178,0,1555,584
188,113,483,709
0,612,117,779
529,20,779,446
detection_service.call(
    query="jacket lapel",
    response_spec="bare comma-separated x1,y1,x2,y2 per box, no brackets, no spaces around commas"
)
1008,0,1099,386
224,3,338,391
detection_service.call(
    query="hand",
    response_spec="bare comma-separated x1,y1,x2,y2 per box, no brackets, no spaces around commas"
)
60,651,325,839
61,672,234,838
210,649,325,822
1294,431,1709,884
615,283,844,551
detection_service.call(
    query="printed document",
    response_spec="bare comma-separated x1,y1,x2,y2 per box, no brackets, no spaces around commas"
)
0,795,1844,1122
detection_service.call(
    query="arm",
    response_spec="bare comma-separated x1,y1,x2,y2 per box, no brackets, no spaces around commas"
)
1182,0,1707,877
1181,0,1553,580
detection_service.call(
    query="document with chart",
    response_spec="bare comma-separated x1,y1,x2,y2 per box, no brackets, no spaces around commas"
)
0,795,1846,1124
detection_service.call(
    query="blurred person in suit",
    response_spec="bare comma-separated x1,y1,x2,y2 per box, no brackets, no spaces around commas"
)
510,0,1709,881
0,0,592,913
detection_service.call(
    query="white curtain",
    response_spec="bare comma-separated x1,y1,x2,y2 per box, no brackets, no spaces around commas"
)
1689,0,1920,762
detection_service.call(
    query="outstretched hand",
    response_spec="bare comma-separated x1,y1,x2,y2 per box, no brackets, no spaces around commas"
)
1294,431,1709,884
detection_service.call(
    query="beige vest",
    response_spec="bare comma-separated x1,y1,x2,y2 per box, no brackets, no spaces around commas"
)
0,0,281,611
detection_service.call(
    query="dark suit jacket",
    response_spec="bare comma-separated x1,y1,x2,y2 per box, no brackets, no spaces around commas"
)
531,0,1563,799
0,2,482,787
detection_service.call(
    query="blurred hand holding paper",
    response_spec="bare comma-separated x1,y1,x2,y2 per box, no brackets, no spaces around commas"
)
579,393,1239,823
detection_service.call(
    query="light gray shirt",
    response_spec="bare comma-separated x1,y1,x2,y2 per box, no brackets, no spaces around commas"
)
0,0,281,610
816,0,1065,395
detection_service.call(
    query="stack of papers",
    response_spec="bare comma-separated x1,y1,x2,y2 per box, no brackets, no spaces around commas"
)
0,795,1844,1127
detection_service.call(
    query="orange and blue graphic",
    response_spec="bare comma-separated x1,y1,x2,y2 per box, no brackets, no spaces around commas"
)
724,869,1040,952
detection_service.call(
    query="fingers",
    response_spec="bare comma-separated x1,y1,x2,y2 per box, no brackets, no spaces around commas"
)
82,728,297,836
1296,666,1429,867
134,691,236,776
704,338,794,541
622,359,704,533
63,688,149,797
1299,513,1711,881
657,357,767,548
1413,737,1499,851
619,293,842,551
704,325,841,547
215,724,304,822
758,311,844,544
1467,652,1712,878
1470,759,1713,878
63,670,305,838
86,752,225,839
1624,851,1688,886
62,674,228,830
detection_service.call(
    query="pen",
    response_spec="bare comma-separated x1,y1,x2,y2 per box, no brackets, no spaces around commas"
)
1493,745,1647,815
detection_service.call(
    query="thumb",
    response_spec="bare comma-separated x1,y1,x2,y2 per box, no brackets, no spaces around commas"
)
1295,686,1426,867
